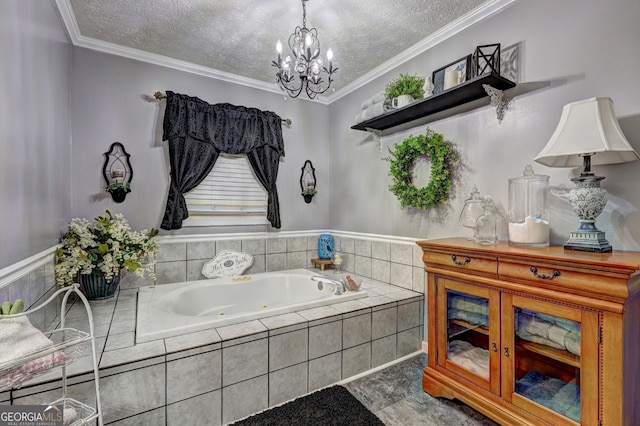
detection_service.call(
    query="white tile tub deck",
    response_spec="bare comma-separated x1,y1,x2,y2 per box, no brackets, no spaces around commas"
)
5,270,424,425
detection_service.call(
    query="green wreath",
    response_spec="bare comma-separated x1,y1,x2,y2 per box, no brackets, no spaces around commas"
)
386,128,457,210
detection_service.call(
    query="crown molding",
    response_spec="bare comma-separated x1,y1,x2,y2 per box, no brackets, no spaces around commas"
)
53,0,332,105
325,0,519,103
55,0,516,105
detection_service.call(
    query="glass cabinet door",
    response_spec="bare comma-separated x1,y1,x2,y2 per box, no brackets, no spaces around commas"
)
502,294,599,425
436,278,500,394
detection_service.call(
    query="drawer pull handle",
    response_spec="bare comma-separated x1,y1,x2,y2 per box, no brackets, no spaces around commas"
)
451,255,471,266
530,266,561,280
492,342,497,352
504,346,510,357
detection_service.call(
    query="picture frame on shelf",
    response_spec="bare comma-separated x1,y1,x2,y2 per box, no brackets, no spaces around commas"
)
432,55,472,95
500,42,521,83
473,43,501,76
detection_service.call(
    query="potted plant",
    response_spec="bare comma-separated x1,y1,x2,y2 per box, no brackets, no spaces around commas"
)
302,189,317,203
55,210,158,299
106,182,131,203
385,74,426,106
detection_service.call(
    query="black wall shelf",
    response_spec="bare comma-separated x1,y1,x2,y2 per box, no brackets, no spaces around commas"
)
351,72,516,132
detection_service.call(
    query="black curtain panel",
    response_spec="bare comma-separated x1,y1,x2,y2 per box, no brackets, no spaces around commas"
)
160,91,285,230
247,146,281,229
161,137,219,230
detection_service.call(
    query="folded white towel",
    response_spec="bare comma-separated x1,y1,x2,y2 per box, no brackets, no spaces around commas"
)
362,101,388,120
0,317,55,365
370,91,385,104
517,312,581,356
360,91,386,110
448,340,489,379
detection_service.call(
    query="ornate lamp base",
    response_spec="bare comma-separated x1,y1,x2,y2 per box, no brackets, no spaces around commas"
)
564,228,612,253
565,172,612,253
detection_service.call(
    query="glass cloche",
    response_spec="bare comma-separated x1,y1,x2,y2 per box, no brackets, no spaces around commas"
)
459,186,485,240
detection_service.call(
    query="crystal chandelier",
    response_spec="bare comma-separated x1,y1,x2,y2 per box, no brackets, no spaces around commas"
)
272,0,338,99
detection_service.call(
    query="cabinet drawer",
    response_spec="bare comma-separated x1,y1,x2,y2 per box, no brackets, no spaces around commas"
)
499,260,612,293
423,251,497,276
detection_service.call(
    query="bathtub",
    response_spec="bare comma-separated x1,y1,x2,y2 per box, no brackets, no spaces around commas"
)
136,268,367,343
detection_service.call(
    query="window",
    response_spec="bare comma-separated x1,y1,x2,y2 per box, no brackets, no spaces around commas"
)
183,153,268,226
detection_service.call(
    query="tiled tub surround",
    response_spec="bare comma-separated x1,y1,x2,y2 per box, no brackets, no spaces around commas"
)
4,273,423,425
0,231,425,424
145,232,426,295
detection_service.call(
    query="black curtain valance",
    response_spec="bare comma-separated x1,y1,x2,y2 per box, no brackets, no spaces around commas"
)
160,91,285,230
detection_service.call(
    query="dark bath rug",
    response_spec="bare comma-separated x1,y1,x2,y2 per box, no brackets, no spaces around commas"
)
228,385,385,425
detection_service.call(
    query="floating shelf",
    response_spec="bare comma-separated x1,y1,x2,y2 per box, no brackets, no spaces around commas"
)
351,72,516,132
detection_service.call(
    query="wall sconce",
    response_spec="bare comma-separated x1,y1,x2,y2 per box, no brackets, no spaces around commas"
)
103,142,133,203
300,160,317,203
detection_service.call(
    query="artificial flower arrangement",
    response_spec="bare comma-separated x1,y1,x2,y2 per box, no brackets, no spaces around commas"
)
55,210,158,287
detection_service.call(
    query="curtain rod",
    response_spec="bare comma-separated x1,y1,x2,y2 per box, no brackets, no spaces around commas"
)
152,91,292,128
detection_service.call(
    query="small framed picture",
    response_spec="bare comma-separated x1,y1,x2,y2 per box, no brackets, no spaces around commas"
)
432,55,472,95
500,42,521,82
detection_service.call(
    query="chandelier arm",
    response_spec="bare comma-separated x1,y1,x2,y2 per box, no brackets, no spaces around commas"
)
306,83,322,99
277,75,305,98
289,84,305,99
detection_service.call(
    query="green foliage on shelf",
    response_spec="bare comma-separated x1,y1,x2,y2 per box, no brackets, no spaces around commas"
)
385,74,426,101
385,128,458,210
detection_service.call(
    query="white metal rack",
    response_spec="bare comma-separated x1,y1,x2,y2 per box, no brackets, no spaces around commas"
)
0,285,103,426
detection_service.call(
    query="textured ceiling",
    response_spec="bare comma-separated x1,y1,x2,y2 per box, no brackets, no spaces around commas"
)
64,0,495,99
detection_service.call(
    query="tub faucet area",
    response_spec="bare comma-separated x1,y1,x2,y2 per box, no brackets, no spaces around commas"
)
311,276,347,295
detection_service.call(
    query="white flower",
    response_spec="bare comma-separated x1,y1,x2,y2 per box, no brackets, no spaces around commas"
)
55,210,158,287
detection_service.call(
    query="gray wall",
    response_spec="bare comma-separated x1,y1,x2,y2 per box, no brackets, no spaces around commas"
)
5,0,640,269
0,1,72,269
329,0,640,250
69,48,331,235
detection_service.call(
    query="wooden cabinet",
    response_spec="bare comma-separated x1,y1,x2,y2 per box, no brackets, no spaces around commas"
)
416,238,640,426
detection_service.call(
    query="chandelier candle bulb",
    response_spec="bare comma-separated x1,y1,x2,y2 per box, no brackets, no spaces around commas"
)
276,40,282,62
111,169,125,184
444,69,458,90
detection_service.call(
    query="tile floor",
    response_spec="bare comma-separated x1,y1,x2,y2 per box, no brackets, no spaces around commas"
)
343,353,498,426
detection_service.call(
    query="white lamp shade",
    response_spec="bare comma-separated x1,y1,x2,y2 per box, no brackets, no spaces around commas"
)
534,97,640,167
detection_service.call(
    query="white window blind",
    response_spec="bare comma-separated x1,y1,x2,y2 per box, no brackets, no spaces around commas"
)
184,154,267,225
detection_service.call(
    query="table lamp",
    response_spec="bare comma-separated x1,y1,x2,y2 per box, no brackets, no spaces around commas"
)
534,97,639,252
